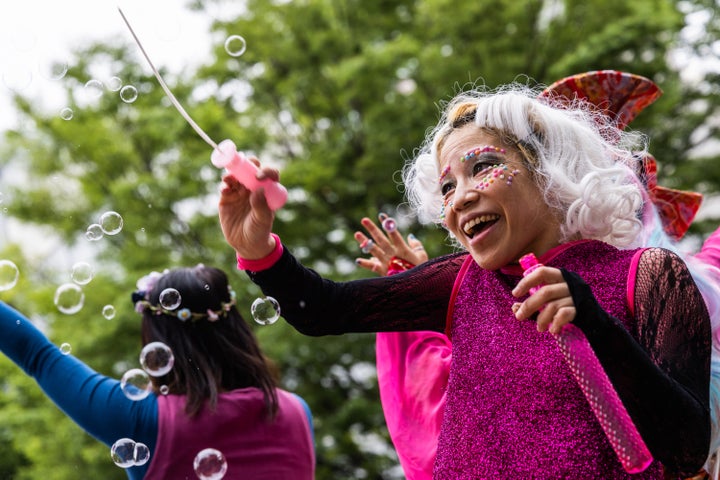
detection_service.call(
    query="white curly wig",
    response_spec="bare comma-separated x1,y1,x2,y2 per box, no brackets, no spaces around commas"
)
402,83,649,248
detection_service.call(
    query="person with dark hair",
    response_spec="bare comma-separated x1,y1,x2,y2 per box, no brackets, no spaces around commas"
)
0,264,315,479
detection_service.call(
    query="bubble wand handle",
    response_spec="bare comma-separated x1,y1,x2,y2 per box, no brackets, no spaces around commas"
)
211,140,288,211
117,7,287,211
519,253,653,474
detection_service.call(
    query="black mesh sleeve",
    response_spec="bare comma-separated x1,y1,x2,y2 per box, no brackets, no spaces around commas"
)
246,246,467,336
565,248,711,477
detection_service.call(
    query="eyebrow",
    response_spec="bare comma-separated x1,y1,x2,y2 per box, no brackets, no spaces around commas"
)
461,145,506,162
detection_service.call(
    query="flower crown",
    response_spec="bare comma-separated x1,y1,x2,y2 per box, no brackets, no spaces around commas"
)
132,270,237,322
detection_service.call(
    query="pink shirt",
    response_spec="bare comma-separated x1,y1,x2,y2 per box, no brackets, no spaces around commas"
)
144,388,314,479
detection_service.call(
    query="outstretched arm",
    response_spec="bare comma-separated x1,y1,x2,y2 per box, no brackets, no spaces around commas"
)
0,302,158,453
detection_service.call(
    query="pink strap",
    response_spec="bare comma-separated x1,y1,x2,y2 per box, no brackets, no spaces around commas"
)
445,255,474,337
236,234,284,271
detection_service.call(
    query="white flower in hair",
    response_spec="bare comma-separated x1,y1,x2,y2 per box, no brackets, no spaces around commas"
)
136,271,163,294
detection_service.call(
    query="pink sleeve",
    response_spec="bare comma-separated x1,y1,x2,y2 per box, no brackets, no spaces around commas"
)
694,226,720,269
375,331,451,480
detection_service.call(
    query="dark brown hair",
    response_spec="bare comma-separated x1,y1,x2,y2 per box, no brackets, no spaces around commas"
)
140,265,278,418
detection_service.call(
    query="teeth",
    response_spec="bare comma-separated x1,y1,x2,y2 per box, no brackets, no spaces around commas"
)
463,214,500,236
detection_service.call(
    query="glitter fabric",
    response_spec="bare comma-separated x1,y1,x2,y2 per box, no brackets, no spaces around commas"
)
435,240,663,479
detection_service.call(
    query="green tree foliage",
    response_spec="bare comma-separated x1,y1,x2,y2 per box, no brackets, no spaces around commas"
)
0,0,718,478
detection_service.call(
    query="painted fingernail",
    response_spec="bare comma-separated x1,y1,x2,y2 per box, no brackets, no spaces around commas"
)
408,233,417,241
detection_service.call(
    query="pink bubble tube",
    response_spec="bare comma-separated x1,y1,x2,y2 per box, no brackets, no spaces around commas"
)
211,139,288,211
519,253,653,473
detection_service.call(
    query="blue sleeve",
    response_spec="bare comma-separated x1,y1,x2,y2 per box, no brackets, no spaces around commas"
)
0,301,158,478
291,392,314,445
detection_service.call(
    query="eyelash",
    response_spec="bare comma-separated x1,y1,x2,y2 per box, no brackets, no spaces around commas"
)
440,159,500,196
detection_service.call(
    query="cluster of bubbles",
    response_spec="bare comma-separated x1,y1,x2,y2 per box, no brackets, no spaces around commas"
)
119,341,175,402
86,210,124,241
5,29,262,478
110,437,151,468
61,77,139,121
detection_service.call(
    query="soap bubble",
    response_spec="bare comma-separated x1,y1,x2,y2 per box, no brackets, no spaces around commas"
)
107,76,123,92
40,59,68,80
120,368,152,401
193,448,228,480
60,107,74,120
0,260,19,291
54,283,84,314
224,35,247,57
133,442,151,466
139,341,175,377
99,211,123,235
102,305,116,320
159,288,181,310
110,438,151,468
251,296,280,325
86,223,104,241
110,438,136,468
70,261,94,285
119,85,138,103
2,67,32,92
159,385,169,395
84,79,104,99
60,343,72,355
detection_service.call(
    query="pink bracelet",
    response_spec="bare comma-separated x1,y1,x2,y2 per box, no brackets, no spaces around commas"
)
236,234,284,271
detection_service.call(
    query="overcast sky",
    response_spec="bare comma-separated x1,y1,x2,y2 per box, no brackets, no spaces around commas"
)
0,1,217,131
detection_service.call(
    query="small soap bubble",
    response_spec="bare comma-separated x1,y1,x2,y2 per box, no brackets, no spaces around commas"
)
84,79,104,99
99,211,123,235
251,296,281,325
2,68,32,92
110,438,136,468
86,223,104,241
139,341,175,377
54,283,85,314
224,35,247,57
193,448,228,480
60,343,72,355
60,107,73,120
102,305,116,320
0,260,20,291
159,385,169,395
120,368,152,401
107,76,123,92
70,261,94,285
133,442,151,466
40,59,68,81
119,85,138,103
159,288,181,310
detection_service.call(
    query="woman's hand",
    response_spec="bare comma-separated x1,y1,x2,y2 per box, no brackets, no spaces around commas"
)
218,158,279,260
511,265,577,335
354,213,429,276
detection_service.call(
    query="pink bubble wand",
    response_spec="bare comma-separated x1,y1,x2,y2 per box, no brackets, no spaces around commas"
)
117,8,287,211
519,253,653,473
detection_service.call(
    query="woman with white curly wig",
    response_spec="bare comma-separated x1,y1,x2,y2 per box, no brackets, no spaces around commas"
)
219,81,717,479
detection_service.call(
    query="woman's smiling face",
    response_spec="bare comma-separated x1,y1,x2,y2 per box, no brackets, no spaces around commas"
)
437,125,562,270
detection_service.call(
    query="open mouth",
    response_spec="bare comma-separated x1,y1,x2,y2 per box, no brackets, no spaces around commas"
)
463,214,500,238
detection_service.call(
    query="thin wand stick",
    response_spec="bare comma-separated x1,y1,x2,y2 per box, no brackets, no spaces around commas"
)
117,7,218,150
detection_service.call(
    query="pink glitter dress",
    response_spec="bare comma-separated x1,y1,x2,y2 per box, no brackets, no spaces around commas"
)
246,239,711,478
